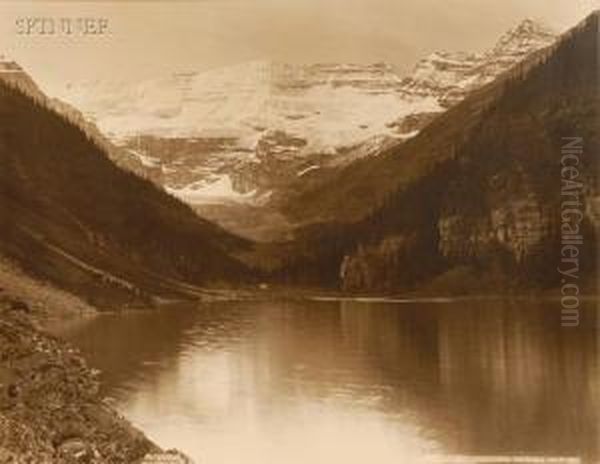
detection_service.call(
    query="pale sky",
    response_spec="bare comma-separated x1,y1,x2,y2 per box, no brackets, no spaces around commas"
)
0,0,597,96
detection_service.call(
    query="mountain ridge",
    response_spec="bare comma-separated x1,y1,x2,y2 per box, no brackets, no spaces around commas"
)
50,19,558,241
0,76,252,307
270,11,598,292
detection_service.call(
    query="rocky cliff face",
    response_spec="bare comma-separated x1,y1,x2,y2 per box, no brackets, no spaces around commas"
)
341,189,596,293
437,196,555,264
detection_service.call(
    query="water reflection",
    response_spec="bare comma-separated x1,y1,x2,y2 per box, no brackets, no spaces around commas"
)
48,299,599,463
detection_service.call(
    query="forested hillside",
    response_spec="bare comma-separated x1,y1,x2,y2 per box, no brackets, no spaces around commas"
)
0,81,251,307
273,12,599,293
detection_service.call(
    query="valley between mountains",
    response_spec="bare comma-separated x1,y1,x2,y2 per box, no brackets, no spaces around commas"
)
0,9,598,464
0,13,598,306
54,19,558,241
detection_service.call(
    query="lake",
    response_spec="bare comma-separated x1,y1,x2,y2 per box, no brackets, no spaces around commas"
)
47,298,599,464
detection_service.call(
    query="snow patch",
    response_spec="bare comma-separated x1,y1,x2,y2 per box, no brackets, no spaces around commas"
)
166,175,256,205
127,149,160,168
297,165,320,177
395,130,420,140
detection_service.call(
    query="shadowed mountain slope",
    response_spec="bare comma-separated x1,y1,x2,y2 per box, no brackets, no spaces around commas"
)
0,80,252,307
273,12,599,293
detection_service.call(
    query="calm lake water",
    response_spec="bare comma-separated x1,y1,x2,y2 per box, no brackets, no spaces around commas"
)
47,298,599,464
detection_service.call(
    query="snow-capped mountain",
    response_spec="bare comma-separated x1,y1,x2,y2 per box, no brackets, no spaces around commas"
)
58,61,443,211
53,19,557,239
62,62,434,146
399,19,557,107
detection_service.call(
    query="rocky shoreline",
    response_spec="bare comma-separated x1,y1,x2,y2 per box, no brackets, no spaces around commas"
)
0,293,192,463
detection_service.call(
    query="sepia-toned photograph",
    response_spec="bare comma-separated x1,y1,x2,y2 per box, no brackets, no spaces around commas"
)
0,1,598,463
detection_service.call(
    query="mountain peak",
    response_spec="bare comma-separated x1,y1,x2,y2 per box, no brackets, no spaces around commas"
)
492,18,557,54
0,55,23,73
513,18,555,35
0,57,43,97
